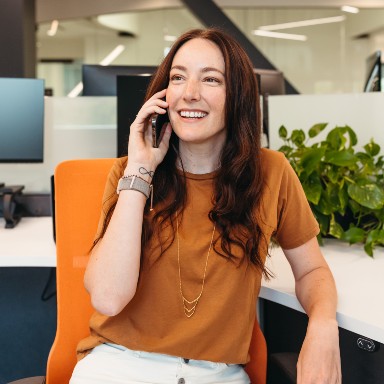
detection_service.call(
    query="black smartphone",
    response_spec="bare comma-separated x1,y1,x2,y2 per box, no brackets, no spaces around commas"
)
151,111,169,148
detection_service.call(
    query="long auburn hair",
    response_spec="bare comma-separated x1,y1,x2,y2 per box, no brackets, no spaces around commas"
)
98,28,269,277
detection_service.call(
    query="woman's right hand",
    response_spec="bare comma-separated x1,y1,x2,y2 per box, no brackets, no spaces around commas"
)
125,89,172,178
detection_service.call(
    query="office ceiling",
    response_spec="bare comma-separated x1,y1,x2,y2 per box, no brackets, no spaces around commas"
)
36,0,384,22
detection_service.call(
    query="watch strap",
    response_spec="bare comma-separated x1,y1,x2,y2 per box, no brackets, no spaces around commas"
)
116,175,151,198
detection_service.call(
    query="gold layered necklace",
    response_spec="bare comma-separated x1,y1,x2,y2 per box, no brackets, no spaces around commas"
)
176,216,216,318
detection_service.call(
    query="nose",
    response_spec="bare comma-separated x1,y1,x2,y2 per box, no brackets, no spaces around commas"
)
183,78,201,102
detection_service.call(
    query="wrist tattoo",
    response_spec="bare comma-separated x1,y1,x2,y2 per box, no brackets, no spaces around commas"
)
139,167,154,178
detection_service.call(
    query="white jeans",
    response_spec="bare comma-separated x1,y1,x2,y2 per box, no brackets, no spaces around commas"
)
70,343,250,384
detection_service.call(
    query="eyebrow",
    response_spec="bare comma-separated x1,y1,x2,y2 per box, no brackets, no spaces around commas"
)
170,65,224,76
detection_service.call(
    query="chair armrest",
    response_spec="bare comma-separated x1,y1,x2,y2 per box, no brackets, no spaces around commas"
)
269,352,298,383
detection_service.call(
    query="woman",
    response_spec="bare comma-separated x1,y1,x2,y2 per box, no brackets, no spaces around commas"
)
70,28,341,383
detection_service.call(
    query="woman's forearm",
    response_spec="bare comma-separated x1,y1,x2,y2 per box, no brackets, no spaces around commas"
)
84,189,146,316
295,264,338,322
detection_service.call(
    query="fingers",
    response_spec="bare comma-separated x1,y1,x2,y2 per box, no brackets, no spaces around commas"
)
134,89,168,128
158,123,173,151
127,90,171,169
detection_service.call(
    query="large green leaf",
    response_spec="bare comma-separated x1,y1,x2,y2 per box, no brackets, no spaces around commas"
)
327,164,341,184
278,145,293,157
339,185,349,214
364,141,381,156
343,125,358,147
326,128,346,150
324,150,357,167
366,229,384,245
308,123,328,138
291,129,306,146
364,242,374,257
317,191,334,215
342,226,366,244
312,208,329,235
303,174,323,205
326,126,357,150
376,156,384,169
299,148,325,175
329,215,344,239
279,125,288,139
348,183,384,210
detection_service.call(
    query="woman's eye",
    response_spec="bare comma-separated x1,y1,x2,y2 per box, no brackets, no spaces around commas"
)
204,77,221,84
171,75,183,81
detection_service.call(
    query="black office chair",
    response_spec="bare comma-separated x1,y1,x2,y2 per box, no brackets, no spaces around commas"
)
268,352,298,383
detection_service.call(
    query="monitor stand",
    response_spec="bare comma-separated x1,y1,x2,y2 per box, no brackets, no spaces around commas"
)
0,185,25,228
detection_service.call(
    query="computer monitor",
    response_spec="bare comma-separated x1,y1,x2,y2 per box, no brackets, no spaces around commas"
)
0,78,44,163
254,69,286,142
117,75,152,157
82,64,157,96
364,51,382,92
254,69,286,96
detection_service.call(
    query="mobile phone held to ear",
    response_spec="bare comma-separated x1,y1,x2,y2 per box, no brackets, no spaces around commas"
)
151,111,169,148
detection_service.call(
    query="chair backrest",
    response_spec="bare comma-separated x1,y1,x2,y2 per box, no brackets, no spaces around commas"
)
245,317,267,384
47,157,267,384
46,158,115,384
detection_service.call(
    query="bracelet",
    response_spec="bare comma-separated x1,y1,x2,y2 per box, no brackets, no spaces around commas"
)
124,174,151,183
116,175,154,210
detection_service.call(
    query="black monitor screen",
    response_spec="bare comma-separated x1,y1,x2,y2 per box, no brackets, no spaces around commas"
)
82,65,157,96
254,69,286,138
0,78,44,163
117,75,152,157
254,69,286,96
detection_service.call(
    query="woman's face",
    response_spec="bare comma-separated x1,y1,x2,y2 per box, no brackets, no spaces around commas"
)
166,38,226,147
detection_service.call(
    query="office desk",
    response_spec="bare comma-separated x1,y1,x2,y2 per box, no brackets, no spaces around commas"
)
261,239,384,344
0,217,56,267
1,217,384,343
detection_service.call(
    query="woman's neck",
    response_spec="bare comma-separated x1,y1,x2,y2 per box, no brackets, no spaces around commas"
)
177,141,222,174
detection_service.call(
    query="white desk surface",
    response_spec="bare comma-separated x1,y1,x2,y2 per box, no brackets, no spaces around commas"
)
0,217,56,267
261,239,384,344
1,217,384,343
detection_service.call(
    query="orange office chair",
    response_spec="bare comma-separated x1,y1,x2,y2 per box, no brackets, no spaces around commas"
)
9,158,267,384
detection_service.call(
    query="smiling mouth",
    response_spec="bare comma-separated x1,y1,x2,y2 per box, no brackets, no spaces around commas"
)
179,110,207,118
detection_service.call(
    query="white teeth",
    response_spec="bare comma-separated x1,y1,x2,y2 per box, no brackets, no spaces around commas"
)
180,111,207,118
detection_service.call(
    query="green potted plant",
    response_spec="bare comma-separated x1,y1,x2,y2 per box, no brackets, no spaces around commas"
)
278,123,384,256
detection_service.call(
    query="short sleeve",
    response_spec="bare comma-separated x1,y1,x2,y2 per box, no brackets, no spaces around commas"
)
275,157,320,249
94,157,127,240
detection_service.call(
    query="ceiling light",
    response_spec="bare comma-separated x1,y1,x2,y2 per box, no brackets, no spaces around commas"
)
164,35,177,42
341,5,359,13
47,20,59,36
99,45,125,66
252,30,307,41
258,16,346,31
67,82,83,98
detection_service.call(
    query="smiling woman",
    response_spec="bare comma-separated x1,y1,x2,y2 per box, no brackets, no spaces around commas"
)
69,28,341,384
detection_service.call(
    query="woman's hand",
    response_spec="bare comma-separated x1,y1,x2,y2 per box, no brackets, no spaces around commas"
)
297,318,342,383
126,89,172,177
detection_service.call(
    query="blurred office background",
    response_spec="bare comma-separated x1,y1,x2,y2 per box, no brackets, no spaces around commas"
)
34,0,384,96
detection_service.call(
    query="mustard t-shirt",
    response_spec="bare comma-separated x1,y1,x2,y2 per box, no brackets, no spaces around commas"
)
77,148,319,364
